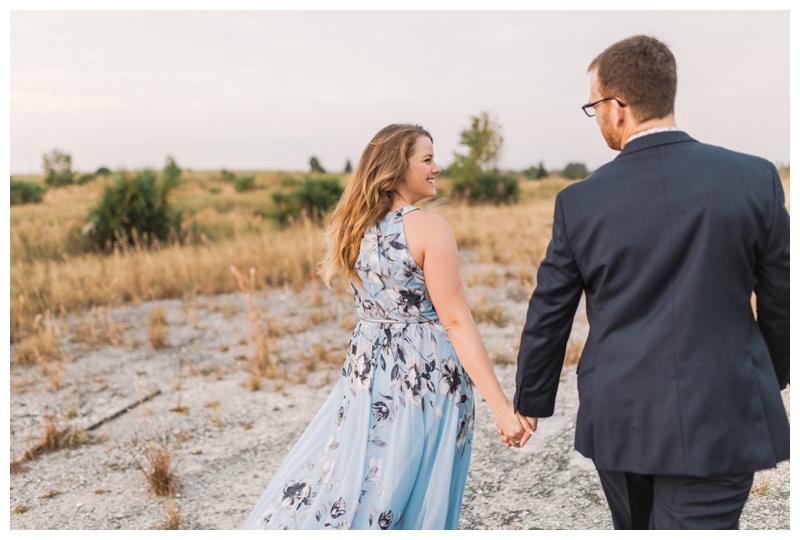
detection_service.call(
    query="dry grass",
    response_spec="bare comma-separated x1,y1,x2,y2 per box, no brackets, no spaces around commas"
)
32,412,91,453
465,268,502,288
244,375,261,392
338,314,357,332
471,296,509,327
563,339,585,366
11,410,93,471
40,489,59,499
9,172,788,352
265,316,286,338
72,306,126,349
132,433,180,497
9,172,556,344
11,215,326,343
491,350,516,365
231,265,277,383
209,411,225,429
156,501,184,530
10,460,28,475
148,305,168,349
170,404,190,415
293,342,338,382
221,301,240,319
204,400,225,427
309,308,336,326
750,472,773,496
170,358,189,414
130,377,180,497
40,359,67,391
14,310,69,390
300,342,334,373
436,196,556,269
15,311,63,365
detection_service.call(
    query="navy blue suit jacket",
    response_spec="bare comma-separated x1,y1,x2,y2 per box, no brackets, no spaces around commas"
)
514,131,790,476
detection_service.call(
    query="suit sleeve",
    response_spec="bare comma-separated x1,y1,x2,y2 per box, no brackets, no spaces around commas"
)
754,166,790,389
514,193,584,417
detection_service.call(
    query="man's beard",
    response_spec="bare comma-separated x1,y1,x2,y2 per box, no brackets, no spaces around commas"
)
601,121,623,151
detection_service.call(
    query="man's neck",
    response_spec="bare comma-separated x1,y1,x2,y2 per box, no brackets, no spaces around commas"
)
619,115,677,149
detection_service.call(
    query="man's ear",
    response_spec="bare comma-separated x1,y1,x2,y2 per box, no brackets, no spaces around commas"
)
613,101,628,128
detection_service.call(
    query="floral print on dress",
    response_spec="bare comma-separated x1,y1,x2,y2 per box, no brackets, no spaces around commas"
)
243,206,475,530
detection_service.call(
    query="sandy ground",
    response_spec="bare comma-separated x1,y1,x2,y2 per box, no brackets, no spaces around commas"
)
9,262,790,530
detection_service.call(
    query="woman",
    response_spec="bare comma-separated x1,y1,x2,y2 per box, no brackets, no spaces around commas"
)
243,124,530,530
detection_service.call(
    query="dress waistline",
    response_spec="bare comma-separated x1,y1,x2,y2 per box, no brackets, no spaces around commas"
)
359,317,435,325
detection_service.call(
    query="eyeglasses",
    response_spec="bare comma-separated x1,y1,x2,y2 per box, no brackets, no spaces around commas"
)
581,97,627,117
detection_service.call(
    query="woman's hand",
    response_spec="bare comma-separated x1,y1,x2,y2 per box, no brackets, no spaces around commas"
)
494,401,535,448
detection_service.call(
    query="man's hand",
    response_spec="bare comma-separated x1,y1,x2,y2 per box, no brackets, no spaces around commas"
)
497,414,538,448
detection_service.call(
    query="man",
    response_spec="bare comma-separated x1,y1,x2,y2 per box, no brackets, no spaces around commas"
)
509,35,789,529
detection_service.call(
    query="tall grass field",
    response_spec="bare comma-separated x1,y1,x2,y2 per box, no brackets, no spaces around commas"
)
10,167,790,367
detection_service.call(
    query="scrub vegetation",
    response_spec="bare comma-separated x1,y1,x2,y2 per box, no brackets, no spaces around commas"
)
10,167,789,354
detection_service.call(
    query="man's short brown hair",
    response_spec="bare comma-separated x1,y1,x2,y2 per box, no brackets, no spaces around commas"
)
589,35,677,122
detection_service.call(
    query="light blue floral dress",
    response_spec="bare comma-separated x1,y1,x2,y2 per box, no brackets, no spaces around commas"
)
243,206,475,530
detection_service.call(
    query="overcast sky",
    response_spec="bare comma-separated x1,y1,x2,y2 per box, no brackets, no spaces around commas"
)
9,9,790,175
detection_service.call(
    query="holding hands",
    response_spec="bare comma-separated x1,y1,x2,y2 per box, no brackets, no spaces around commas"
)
493,401,537,448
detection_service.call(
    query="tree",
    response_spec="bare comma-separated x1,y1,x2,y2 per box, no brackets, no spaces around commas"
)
562,162,590,180
344,159,353,173
42,148,75,186
309,156,326,174
450,112,504,182
449,112,517,205
159,156,182,201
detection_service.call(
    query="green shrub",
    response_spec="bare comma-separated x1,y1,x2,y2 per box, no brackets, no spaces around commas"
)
233,175,256,192
280,176,302,188
95,166,112,177
272,176,343,224
76,173,96,185
561,162,590,180
10,178,47,205
208,186,222,194
84,159,183,251
219,169,236,182
522,162,548,180
450,172,520,205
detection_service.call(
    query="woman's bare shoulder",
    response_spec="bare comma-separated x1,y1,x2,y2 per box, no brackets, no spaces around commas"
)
403,208,452,236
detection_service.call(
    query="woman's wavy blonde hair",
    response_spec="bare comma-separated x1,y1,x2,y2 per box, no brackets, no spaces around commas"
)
320,124,432,287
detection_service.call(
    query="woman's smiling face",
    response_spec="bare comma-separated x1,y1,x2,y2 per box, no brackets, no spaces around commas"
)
399,136,440,204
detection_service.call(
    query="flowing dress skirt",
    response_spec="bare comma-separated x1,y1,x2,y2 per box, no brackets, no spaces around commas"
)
243,320,475,530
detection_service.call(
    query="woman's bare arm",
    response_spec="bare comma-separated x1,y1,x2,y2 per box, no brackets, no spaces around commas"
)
403,210,533,444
